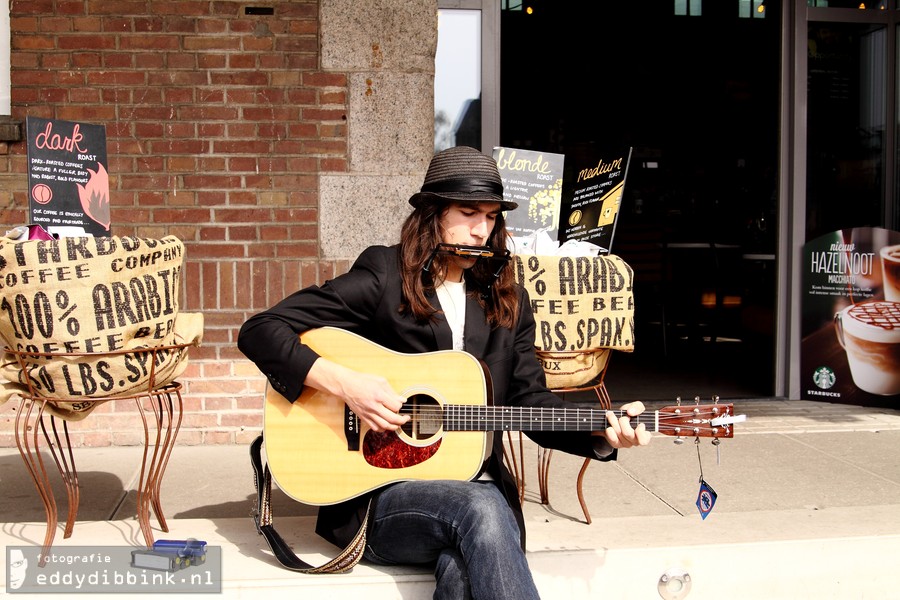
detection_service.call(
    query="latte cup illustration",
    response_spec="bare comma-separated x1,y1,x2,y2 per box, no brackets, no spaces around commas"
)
882,244,900,302
834,301,900,396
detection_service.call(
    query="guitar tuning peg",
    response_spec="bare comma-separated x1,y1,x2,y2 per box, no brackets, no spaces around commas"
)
674,436,684,445
713,394,720,405
675,396,682,406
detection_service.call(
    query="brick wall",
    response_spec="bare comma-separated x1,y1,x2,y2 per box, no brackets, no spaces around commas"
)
0,0,356,447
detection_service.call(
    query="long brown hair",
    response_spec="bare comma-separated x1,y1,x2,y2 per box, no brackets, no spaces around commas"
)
398,199,519,328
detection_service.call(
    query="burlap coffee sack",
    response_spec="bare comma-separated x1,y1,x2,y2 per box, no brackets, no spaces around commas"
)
0,235,203,420
513,254,634,388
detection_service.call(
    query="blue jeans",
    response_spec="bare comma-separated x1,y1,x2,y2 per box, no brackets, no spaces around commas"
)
363,479,541,600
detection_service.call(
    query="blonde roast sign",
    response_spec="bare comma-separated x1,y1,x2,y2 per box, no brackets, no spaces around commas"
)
513,254,634,386
0,235,199,415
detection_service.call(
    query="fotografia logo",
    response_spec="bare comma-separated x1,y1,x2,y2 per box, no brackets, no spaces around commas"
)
8,548,27,590
5,545,221,594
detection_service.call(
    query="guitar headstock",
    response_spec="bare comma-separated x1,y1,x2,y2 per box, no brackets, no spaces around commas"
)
656,399,745,440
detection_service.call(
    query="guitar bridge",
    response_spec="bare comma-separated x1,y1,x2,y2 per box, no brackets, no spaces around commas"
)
345,405,360,451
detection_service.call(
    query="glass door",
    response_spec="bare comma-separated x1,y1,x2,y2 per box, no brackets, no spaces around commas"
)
790,2,900,402
805,4,900,240
806,20,889,241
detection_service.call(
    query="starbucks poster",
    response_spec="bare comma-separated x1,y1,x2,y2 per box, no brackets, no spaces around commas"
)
801,227,900,403
26,116,111,237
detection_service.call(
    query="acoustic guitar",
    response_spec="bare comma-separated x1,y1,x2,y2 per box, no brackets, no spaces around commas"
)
263,326,743,505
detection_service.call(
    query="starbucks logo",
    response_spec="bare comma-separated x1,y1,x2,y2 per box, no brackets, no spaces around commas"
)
813,366,836,390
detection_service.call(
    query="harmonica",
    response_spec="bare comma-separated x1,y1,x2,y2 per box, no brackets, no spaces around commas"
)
424,244,511,273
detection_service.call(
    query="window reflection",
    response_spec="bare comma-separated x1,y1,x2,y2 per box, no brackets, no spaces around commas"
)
808,1,890,8
435,10,482,151
806,22,885,240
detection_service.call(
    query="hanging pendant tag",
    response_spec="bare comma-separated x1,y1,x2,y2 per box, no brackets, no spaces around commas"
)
696,479,717,520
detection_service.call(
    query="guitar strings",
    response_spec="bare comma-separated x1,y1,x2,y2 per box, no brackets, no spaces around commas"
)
396,405,734,433
398,407,730,421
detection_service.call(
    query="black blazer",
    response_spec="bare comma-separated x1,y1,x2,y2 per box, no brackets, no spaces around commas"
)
238,245,615,549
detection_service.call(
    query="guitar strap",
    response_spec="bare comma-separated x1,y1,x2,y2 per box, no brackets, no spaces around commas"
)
249,434,370,573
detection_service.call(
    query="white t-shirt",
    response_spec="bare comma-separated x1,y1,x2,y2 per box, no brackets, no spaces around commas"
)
435,279,466,350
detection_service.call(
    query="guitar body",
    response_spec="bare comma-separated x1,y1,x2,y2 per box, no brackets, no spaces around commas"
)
264,327,492,506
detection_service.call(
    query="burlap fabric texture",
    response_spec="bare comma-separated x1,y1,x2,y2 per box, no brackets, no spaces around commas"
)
0,234,203,420
513,254,634,389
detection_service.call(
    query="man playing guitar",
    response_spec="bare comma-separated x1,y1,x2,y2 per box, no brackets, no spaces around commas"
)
238,145,651,599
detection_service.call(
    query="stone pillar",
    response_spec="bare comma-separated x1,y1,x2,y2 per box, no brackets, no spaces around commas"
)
319,0,437,259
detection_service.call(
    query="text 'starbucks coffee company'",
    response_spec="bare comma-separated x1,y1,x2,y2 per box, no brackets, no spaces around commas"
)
1,237,181,353
0,236,196,416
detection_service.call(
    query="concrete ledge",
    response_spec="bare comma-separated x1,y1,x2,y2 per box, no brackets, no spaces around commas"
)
3,506,899,599
2,403,899,598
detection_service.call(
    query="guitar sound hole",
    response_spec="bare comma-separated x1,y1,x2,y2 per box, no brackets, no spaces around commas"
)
362,393,443,470
402,393,442,440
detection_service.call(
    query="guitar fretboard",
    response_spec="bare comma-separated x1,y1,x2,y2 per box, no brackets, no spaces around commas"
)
400,405,642,432
440,405,636,432
400,403,738,438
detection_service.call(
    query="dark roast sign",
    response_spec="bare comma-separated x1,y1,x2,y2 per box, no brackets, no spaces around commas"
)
26,116,111,237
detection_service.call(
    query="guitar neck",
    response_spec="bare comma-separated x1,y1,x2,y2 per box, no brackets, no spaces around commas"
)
440,405,636,432
404,403,741,439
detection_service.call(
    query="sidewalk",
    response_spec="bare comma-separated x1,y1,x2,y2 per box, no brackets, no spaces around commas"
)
2,398,900,598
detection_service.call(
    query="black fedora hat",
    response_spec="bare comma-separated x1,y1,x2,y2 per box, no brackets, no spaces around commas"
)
409,146,518,210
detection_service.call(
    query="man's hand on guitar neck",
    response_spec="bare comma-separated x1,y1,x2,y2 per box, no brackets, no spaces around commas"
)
593,401,652,449
306,357,411,432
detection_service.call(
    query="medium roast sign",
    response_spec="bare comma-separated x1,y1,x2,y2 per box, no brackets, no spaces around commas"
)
559,147,632,253
26,116,110,237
